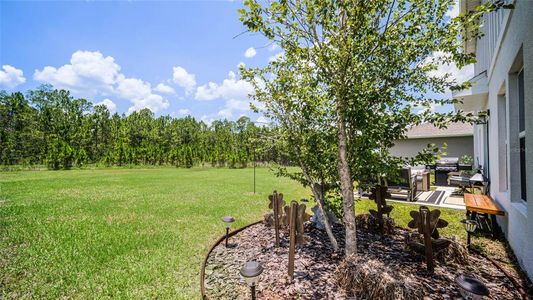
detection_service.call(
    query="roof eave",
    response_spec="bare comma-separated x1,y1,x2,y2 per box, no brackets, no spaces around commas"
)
460,0,480,55
405,133,474,139
452,71,489,112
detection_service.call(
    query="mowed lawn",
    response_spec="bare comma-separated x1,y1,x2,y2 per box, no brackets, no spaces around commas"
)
0,167,469,299
0,168,309,299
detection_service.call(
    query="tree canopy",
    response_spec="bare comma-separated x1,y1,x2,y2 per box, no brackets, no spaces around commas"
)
239,0,509,256
0,86,281,170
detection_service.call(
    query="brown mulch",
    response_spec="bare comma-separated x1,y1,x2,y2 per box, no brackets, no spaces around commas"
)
203,222,525,299
204,223,344,299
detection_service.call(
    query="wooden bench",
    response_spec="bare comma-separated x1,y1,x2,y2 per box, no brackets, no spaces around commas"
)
464,193,505,216
464,193,505,236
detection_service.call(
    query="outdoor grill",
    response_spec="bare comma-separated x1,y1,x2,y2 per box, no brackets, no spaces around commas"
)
434,157,459,186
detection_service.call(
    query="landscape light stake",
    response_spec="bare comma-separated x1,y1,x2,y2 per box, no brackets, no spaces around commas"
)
253,143,256,194
455,274,489,299
222,216,235,248
240,261,263,300
461,219,478,248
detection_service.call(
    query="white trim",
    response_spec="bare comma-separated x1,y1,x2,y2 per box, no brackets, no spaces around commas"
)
406,134,474,139
497,190,509,200
511,201,528,218
487,3,514,82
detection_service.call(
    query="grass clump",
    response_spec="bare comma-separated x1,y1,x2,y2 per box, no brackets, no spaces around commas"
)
336,256,424,300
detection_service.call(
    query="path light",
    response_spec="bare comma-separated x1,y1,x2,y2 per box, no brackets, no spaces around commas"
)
222,216,235,248
240,261,263,300
461,219,477,248
455,274,490,299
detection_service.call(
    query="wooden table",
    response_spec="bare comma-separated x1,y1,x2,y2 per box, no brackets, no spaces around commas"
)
464,193,505,236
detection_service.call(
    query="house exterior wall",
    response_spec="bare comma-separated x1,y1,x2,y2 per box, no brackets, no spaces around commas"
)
467,0,533,280
390,136,473,159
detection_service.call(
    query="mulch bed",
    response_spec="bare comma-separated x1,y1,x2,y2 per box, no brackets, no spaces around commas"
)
203,221,524,299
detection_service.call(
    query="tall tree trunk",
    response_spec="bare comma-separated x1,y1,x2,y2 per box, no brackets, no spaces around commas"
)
311,183,339,252
300,163,339,252
336,101,357,257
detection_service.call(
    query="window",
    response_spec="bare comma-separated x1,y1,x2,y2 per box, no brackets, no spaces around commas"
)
498,93,508,192
518,69,527,202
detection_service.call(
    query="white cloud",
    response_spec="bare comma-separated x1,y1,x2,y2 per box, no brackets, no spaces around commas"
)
446,0,460,19
269,52,285,62
195,82,220,101
268,43,280,52
256,116,270,127
217,108,233,119
94,98,117,114
195,71,253,102
415,102,443,115
34,50,120,97
115,77,168,114
33,50,170,114
427,51,474,86
172,66,196,93
244,47,257,58
200,115,216,126
0,65,26,89
194,70,256,120
178,108,191,115
216,98,252,119
116,77,151,100
256,116,268,123
127,94,168,114
154,83,176,94
225,99,251,111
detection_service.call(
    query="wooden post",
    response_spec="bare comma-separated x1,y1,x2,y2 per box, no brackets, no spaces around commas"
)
269,191,284,248
421,207,434,273
273,192,280,248
288,200,298,280
376,186,384,234
369,184,392,235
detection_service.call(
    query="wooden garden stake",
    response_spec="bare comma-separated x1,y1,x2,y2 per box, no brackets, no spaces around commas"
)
288,201,298,280
283,200,310,280
421,207,434,273
407,206,451,273
369,184,392,234
268,191,285,247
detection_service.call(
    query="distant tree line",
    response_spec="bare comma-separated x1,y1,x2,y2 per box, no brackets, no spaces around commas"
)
0,86,285,170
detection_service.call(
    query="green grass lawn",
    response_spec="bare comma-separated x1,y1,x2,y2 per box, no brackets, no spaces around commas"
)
0,168,472,299
0,168,309,299
355,198,467,240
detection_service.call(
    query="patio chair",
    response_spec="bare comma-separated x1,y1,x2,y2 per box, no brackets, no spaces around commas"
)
386,167,418,201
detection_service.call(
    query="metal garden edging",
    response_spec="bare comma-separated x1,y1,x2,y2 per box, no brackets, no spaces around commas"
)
200,220,263,300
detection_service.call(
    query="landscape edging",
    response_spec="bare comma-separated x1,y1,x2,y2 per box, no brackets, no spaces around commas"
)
200,220,263,300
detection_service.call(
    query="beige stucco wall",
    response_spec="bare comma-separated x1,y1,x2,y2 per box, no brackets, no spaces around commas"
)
390,136,474,159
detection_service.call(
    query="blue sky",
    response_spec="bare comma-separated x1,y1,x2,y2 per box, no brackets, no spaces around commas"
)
0,0,465,121
0,0,280,122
